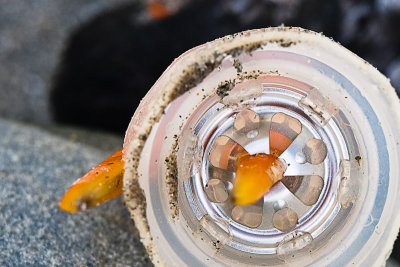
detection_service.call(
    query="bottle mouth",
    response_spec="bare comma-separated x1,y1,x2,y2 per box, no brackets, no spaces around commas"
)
123,28,400,266
179,75,352,256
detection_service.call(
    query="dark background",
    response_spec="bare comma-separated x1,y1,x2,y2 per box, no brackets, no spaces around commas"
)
51,0,400,134
0,0,399,265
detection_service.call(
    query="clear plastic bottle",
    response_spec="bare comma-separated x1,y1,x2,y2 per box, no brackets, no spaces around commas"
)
122,27,400,266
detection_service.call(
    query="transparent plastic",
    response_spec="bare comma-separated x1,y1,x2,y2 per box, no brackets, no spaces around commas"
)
122,27,400,266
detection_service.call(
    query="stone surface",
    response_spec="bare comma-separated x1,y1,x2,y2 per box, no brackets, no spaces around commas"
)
0,119,152,266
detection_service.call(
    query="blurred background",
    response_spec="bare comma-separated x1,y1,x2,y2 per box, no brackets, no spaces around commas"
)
0,0,399,265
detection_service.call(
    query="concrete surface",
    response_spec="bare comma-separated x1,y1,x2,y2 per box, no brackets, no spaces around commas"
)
0,119,151,266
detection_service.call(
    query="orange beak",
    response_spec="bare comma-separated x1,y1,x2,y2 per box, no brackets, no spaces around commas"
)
59,148,124,212
232,153,285,206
